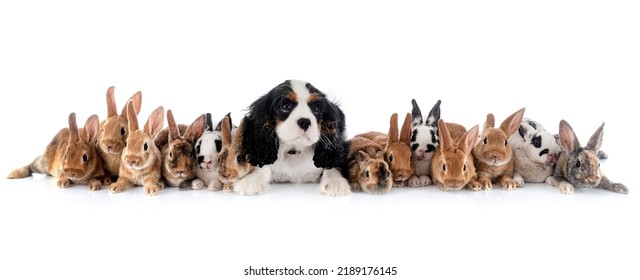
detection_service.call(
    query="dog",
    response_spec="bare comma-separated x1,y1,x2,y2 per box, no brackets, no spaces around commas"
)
234,80,351,196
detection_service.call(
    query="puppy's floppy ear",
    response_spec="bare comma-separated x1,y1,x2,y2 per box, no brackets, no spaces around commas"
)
243,91,280,167
313,102,348,169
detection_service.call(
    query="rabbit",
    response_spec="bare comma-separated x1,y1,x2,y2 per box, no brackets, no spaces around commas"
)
408,99,441,187
217,116,254,192
508,118,561,186
8,113,106,191
154,109,205,190
430,119,481,191
472,108,525,190
108,102,165,196
192,113,235,191
356,113,415,187
346,135,392,194
97,86,142,182
545,120,628,194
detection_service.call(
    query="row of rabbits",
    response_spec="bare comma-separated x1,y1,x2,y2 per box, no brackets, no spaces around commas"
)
7,87,251,195
346,99,628,195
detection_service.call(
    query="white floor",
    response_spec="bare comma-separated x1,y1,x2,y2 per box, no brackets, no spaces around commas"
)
1,174,637,280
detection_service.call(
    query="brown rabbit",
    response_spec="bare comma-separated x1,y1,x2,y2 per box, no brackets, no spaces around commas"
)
430,119,481,191
108,102,164,196
346,136,392,194
154,110,205,190
472,108,525,190
545,120,628,194
217,116,254,192
8,113,106,191
357,113,414,187
97,86,142,181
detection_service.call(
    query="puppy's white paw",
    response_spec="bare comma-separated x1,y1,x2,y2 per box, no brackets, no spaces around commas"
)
321,176,351,196
234,176,267,195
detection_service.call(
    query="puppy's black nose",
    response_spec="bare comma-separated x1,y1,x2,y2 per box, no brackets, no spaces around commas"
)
297,118,311,131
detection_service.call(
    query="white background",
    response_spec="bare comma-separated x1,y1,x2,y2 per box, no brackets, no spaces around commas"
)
1,1,638,279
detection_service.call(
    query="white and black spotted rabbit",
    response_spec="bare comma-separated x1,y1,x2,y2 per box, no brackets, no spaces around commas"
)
408,99,441,187
509,118,561,186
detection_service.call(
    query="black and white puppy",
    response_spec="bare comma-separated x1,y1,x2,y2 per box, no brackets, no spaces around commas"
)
234,80,350,196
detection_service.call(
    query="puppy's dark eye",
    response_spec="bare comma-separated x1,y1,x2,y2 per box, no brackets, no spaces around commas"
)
442,164,447,172
237,155,242,163
576,160,581,168
483,137,488,145
389,154,394,162
309,103,321,116
463,164,466,172
281,100,292,113
120,127,126,136
143,143,148,151
365,171,370,178
82,154,88,162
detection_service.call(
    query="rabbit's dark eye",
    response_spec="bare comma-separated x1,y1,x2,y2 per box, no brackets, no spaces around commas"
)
576,160,581,168
483,137,488,145
463,164,466,172
389,154,394,162
187,152,192,158
237,155,242,163
365,170,370,178
504,140,508,146
442,164,447,172
169,152,172,158
82,154,88,162
143,143,148,151
120,127,126,135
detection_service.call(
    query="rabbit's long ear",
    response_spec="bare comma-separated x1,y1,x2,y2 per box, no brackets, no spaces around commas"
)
500,108,525,136
221,116,232,146
184,114,206,143
387,113,399,148
585,123,605,152
235,117,247,148
460,125,479,154
144,106,164,138
121,91,142,119
68,112,80,143
558,120,580,153
438,119,453,150
82,115,100,144
425,99,441,126
106,86,117,118
204,113,213,132
126,101,139,132
484,113,495,131
411,99,423,125
166,109,180,141
399,113,412,145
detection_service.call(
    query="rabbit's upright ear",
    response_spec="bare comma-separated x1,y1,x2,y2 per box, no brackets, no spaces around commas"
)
166,109,180,141
121,91,142,119
500,108,526,136
68,113,80,142
425,99,441,127
387,113,399,147
558,120,580,153
411,99,423,126
184,114,206,143
399,113,412,145
585,123,605,152
438,119,453,150
144,106,165,138
235,117,247,148
83,115,101,144
106,86,117,117
126,101,139,132
460,125,479,154
221,116,232,146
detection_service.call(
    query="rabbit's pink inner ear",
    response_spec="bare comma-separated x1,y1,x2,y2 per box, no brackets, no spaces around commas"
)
388,113,399,145
586,122,605,152
68,112,80,142
484,113,495,131
221,116,232,145
558,120,580,152
461,125,480,153
126,101,139,132
106,86,118,118
185,114,206,143
145,106,165,138
83,115,101,144
500,108,526,136
166,109,180,140
438,119,453,150
121,91,142,117
399,113,413,145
